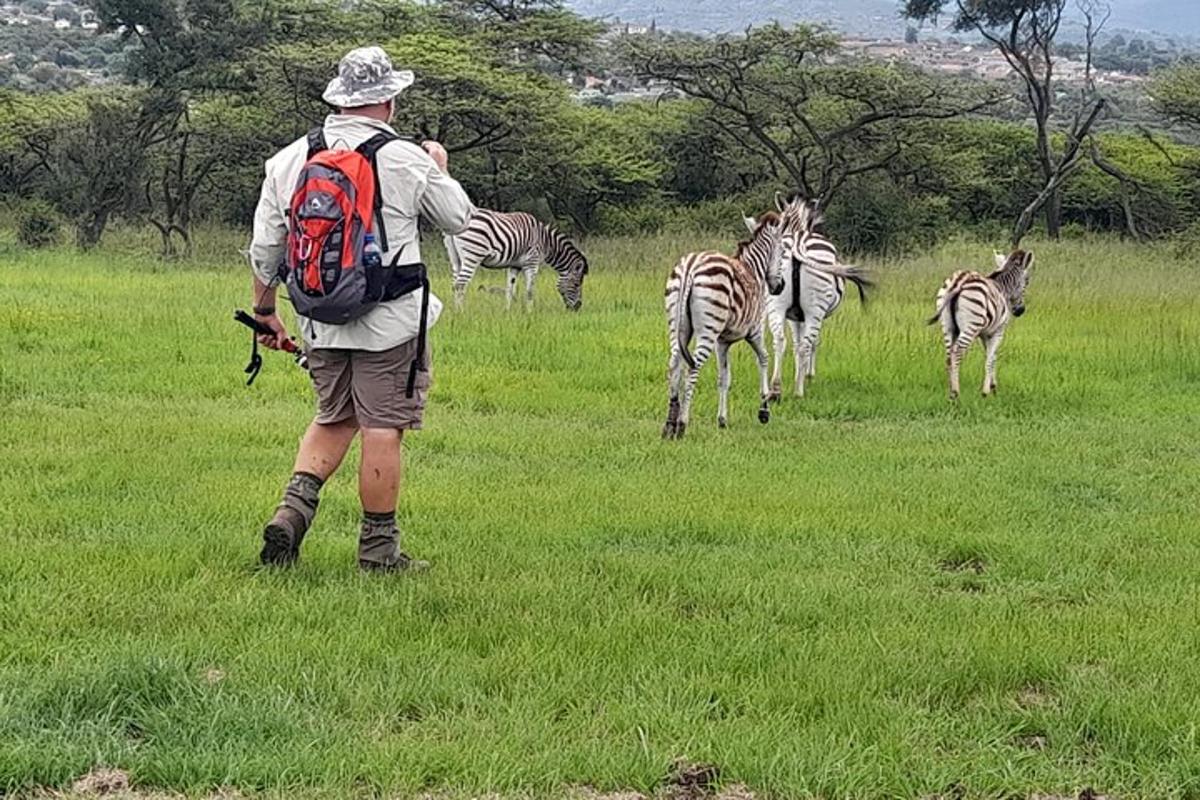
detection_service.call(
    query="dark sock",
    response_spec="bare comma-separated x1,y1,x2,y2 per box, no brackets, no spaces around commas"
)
269,472,324,541
359,510,399,565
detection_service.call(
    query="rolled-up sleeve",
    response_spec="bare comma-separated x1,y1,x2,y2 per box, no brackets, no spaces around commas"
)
420,166,474,236
248,161,287,285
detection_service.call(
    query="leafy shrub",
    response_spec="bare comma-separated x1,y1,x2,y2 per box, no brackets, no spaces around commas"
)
16,200,60,249
1173,220,1200,259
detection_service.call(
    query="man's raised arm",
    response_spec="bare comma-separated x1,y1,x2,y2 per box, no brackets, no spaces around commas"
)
420,140,474,236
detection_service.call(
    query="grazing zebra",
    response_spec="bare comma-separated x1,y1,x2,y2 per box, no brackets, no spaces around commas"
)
929,250,1034,400
751,200,874,400
444,209,588,311
662,206,791,440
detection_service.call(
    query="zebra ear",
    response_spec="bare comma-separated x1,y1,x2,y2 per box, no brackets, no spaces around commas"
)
774,191,785,212
994,251,1008,270
743,216,758,233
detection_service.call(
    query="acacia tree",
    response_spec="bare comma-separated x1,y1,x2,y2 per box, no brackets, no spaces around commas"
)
86,0,270,254
903,0,1111,244
625,25,999,208
20,92,149,248
1152,64,1200,133
443,0,603,71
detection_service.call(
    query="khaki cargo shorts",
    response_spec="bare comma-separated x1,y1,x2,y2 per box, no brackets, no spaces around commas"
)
306,338,432,430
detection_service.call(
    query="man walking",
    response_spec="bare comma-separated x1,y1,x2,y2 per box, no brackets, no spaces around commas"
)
248,46,473,572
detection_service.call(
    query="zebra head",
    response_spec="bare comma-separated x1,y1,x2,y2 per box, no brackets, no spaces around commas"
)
554,238,588,311
747,196,810,295
993,249,1034,317
740,212,787,296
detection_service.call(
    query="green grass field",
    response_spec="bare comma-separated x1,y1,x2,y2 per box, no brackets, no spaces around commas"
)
2,232,1199,799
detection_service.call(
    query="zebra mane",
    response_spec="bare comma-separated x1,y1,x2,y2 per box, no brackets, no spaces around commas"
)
543,224,587,274
735,211,781,259
989,250,1032,280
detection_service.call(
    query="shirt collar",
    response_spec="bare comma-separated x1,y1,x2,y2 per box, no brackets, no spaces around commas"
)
324,113,399,138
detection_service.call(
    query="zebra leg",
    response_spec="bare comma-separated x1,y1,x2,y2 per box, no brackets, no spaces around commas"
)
801,316,830,383
982,330,1005,396
716,340,732,429
767,311,787,402
795,319,823,399
452,258,478,311
523,266,537,311
747,330,772,425
949,332,976,401
663,348,686,439
505,269,521,312
676,331,719,438
808,331,821,379
790,319,806,397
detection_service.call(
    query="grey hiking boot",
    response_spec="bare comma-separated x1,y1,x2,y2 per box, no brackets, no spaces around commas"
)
359,552,431,574
259,472,323,567
260,522,303,567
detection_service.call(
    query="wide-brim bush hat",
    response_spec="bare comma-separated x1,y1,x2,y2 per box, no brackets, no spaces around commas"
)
323,46,415,108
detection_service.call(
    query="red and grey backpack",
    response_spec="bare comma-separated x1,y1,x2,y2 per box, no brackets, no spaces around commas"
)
281,127,429,395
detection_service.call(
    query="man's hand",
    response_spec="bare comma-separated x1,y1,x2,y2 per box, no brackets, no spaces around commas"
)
255,312,289,351
422,140,449,173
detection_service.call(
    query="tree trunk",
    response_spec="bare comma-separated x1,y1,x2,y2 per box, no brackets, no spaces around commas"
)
75,213,108,250
1044,188,1062,239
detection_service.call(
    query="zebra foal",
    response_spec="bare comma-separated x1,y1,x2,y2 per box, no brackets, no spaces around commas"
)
929,250,1034,400
444,209,588,311
662,206,791,440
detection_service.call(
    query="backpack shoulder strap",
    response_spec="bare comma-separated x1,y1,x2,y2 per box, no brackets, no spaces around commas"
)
306,127,327,160
355,132,400,252
354,132,399,161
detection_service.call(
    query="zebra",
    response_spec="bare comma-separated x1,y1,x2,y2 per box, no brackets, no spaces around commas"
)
662,205,791,440
928,249,1034,400
751,200,873,400
444,209,588,311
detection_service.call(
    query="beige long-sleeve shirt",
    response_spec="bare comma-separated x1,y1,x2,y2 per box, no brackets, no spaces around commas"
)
249,114,474,351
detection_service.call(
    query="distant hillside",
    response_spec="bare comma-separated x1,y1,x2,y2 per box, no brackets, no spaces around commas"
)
566,0,908,37
566,0,1200,38
1107,0,1200,38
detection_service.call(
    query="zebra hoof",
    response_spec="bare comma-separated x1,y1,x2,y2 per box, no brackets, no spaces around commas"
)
758,408,771,425
767,391,782,404
718,416,728,429
662,421,687,440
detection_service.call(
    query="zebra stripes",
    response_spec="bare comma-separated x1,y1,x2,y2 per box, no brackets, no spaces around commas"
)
758,201,873,399
662,206,792,439
445,209,588,311
929,250,1034,400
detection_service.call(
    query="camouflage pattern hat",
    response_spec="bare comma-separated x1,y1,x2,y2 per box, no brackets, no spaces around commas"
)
322,46,415,108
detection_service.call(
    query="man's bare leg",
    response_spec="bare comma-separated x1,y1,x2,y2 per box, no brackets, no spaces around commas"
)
357,428,428,572
359,427,403,513
261,418,358,567
296,418,359,480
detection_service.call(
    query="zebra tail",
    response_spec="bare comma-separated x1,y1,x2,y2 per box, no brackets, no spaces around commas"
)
843,266,874,306
807,261,875,305
927,288,958,327
674,268,696,369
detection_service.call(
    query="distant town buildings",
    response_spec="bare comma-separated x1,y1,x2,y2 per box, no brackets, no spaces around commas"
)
838,37,1147,87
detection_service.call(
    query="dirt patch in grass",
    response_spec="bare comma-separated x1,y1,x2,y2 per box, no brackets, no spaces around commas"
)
70,769,130,796
1031,791,1108,800
1013,733,1049,750
1017,684,1058,710
33,771,246,800
938,555,987,575
569,761,756,800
